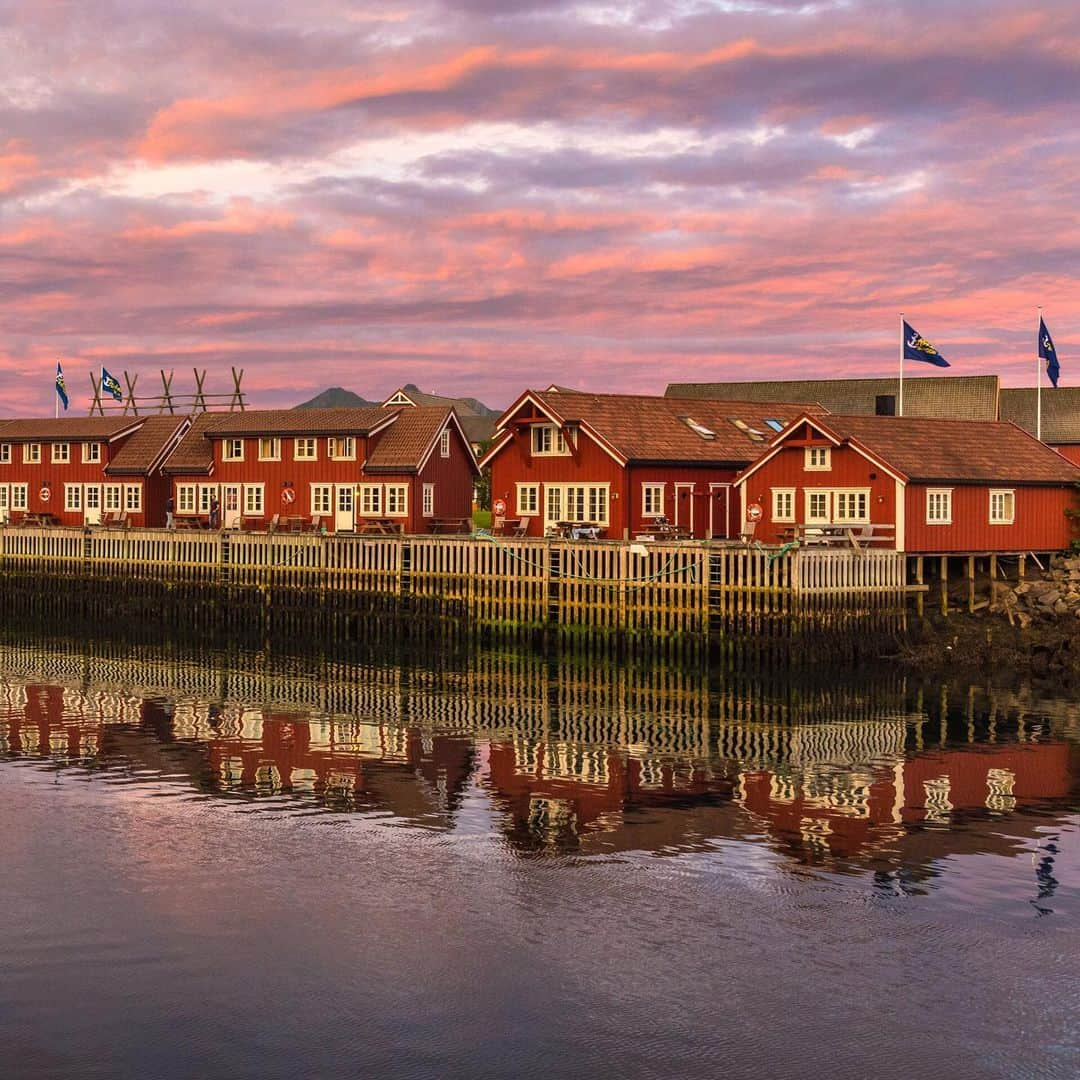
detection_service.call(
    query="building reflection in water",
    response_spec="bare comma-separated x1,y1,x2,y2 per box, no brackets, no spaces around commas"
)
1,640,1077,892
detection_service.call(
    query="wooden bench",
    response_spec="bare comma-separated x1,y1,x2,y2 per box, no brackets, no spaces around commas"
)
358,519,402,535
429,517,472,534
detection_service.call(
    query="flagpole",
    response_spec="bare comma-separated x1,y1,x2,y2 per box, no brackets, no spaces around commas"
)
1037,306,1042,442
55,363,59,420
898,312,905,417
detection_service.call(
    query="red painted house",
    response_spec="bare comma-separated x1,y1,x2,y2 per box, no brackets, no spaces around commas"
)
162,406,478,533
735,413,1080,553
480,390,823,539
0,415,189,527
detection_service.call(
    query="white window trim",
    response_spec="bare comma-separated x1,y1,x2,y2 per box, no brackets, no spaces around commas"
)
439,430,451,458
805,489,831,524
530,424,570,457
641,482,665,518
310,484,333,516
771,488,796,523
64,483,82,512
243,484,264,516
177,484,197,514
989,488,1015,525
422,483,435,517
926,487,953,525
257,437,281,462
24,444,41,464
516,483,539,516
294,437,318,461
546,483,611,527
104,484,123,512
832,488,871,524
385,484,409,517
11,484,28,511
329,436,356,461
0,443,10,465
222,438,244,462
198,484,219,514
804,446,831,471
358,484,383,516
52,442,70,464
82,443,102,464
123,484,142,513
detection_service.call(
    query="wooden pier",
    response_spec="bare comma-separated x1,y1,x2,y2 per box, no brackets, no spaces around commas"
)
0,526,906,645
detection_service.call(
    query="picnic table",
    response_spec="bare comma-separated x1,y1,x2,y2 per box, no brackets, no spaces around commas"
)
429,517,472,534
21,513,59,527
787,523,896,548
555,521,603,540
358,518,403,535
175,516,207,530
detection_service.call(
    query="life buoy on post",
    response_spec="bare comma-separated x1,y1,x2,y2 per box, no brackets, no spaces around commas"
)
39,485,51,503
493,498,507,517
746,502,763,523
281,487,296,506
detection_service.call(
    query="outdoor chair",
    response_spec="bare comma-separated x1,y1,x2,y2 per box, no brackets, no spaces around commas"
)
512,517,532,537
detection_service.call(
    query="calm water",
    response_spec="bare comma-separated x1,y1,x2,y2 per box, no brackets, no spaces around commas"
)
1,633,1078,1080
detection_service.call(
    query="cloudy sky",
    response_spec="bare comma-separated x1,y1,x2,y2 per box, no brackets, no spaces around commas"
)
1,0,1077,415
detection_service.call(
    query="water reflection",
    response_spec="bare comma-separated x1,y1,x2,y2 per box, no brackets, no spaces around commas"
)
2,638,1078,902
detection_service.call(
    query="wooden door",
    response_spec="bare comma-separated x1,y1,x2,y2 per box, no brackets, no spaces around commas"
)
84,485,102,525
223,484,242,529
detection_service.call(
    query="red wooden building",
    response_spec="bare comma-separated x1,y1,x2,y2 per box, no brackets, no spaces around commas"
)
480,390,822,539
0,415,189,527
162,406,478,533
734,413,1080,553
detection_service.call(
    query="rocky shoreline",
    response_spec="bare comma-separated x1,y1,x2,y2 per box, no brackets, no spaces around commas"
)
892,552,1080,681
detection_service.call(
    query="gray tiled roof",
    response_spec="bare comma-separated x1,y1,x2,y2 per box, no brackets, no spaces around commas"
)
666,375,1000,420
999,388,1080,444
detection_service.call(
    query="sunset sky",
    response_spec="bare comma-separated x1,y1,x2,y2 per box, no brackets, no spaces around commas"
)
1,0,1077,416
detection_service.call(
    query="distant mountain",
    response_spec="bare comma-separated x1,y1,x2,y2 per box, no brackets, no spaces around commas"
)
296,387,379,409
296,383,502,415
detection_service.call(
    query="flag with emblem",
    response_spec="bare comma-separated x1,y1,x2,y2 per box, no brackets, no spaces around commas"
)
1039,317,1060,388
55,362,69,411
101,366,123,402
902,320,950,368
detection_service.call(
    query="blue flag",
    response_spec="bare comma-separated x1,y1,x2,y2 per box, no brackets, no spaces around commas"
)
903,320,950,367
101,366,123,402
55,362,69,411
1039,317,1060,388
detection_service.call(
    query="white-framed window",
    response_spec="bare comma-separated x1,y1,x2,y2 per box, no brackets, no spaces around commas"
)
11,484,28,511
834,490,870,523
64,484,82,512
24,443,41,464
531,424,568,456
804,446,831,471
198,485,218,514
990,489,1015,525
642,483,665,518
294,437,317,461
329,436,355,461
124,484,142,513
258,437,281,461
926,488,952,524
440,430,451,458
0,443,10,464
386,484,409,516
104,484,122,512
177,484,197,514
82,443,102,464
52,442,70,464
222,438,244,462
243,485,264,515
359,484,382,516
772,488,795,523
311,484,332,516
806,490,830,524
546,484,610,526
423,484,434,517
517,483,539,516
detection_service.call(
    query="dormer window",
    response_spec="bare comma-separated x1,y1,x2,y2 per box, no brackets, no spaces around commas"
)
805,446,831,471
531,424,568,456
681,417,716,440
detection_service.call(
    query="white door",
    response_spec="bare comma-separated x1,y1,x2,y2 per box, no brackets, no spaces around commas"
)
223,484,242,529
335,485,355,532
0,485,8,524
544,486,563,535
84,485,101,525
